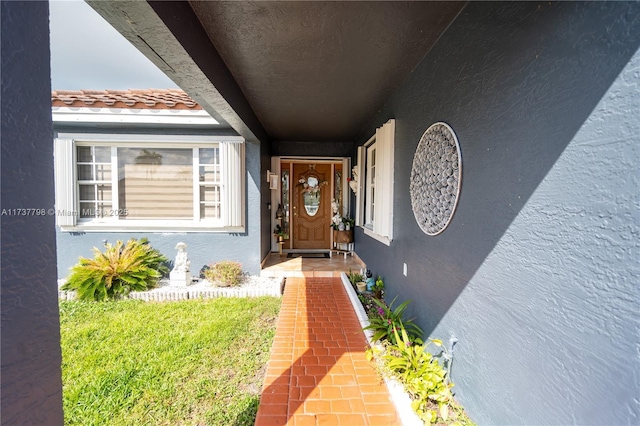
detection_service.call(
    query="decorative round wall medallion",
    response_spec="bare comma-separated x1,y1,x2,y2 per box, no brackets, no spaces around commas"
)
410,122,461,236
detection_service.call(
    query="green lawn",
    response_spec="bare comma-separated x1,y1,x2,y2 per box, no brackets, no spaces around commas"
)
59,297,281,426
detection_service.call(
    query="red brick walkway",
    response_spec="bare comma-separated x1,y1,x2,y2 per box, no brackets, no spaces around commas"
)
255,277,401,426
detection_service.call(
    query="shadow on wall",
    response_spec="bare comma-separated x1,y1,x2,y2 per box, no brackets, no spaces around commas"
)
356,1,640,334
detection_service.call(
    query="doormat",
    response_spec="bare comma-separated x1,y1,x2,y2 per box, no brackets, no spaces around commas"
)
287,253,330,259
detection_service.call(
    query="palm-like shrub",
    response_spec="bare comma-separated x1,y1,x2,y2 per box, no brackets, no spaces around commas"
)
62,238,169,301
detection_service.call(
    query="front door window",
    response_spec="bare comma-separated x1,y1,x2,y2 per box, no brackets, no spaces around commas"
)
302,176,321,216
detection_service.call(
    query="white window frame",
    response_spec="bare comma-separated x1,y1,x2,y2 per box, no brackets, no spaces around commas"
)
365,141,377,228
356,119,395,245
54,133,245,233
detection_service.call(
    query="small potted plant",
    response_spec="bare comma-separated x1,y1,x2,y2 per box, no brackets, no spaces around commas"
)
342,217,355,231
373,276,384,299
348,270,367,293
274,225,287,242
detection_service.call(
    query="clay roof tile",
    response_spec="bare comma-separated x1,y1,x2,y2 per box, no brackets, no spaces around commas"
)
51,89,203,110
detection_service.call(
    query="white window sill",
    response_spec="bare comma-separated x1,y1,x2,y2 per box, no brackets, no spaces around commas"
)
361,226,391,246
59,221,244,234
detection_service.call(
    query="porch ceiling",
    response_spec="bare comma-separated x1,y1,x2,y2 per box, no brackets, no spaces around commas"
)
89,1,464,144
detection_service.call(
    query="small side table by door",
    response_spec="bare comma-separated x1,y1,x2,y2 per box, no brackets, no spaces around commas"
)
331,229,354,259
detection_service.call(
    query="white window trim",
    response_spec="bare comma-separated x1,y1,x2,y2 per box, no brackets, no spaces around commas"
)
355,146,365,227
365,141,376,228
52,107,219,126
54,133,244,233
356,119,395,246
57,133,241,144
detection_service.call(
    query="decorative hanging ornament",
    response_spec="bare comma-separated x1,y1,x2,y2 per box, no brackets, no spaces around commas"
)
409,122,462,236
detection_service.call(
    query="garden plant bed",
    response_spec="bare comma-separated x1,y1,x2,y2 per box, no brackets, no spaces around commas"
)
59,297,280,425
340,273,424,426
340,273,475,426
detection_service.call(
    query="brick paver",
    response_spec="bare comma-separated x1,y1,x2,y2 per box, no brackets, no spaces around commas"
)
255,277,401,426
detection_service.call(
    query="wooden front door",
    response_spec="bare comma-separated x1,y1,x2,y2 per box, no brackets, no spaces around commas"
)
292,163,332,249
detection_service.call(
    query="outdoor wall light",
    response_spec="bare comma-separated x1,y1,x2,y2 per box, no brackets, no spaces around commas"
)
266,170,279,190
275,203,285,220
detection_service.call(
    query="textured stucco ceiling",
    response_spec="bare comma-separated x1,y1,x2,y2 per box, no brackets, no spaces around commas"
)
89,1,464,144
188,1,464,143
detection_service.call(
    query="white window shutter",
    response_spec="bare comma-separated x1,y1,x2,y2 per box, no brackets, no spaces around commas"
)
373,119,395,239
355,146,365,226
53,138,76,227
220,141,245,227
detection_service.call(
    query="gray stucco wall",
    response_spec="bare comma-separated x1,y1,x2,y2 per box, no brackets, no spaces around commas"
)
272,140,354,158
1,2,64,423
56,139,264,277
354,2,640,424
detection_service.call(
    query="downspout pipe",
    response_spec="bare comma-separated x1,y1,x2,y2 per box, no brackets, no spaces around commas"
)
445,334,458,385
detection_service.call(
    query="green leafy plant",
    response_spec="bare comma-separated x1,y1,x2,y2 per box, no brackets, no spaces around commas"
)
373,276,385,298
384,325,454,424
342,217,355,228
357,294,376,315
273,225,288,240
348,270,365,287
61,238,169,301
363,297,423,345
205,260,243,287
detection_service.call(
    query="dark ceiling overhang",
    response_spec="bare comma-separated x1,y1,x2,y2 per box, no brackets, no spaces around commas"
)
89,1,465,145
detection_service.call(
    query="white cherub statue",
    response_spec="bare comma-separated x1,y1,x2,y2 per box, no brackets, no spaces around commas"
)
170,242,192,286
173,242,191,272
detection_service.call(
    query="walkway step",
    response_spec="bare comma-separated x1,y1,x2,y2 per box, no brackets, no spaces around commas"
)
255,277,401,426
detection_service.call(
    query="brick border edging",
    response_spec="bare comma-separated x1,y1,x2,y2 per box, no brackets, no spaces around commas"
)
339,273,423,426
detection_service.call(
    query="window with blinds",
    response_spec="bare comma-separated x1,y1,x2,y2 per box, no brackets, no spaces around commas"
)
117,147,194,219
54,135,244,231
